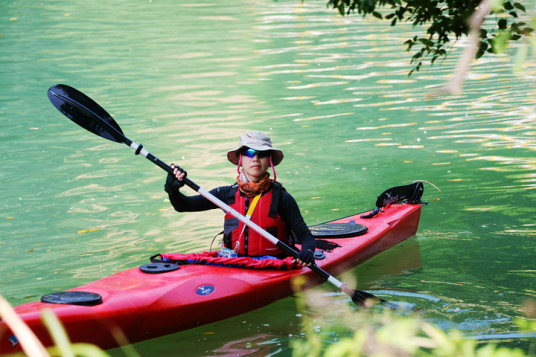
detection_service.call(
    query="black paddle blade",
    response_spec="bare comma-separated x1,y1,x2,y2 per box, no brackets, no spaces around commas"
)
352,290,387,307
48,84,125,143
341,284,387,307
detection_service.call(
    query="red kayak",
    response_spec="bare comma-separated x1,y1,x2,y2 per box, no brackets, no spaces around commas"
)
0,202,421,354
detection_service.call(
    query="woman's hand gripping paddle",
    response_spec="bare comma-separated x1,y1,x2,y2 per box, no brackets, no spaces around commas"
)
47,84,387,307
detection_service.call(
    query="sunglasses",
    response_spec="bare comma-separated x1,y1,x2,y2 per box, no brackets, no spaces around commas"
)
241,148,271,159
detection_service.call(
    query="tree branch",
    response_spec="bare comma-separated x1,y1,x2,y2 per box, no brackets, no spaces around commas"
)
434,0,492,95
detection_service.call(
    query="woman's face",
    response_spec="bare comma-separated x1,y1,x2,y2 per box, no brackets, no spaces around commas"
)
241,149,271,181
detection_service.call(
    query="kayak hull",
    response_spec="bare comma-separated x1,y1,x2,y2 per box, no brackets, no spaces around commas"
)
0,203,421,353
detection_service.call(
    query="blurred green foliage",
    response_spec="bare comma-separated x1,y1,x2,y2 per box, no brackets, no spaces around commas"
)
290,278,536,357
326,0,534,75
0,293,127,357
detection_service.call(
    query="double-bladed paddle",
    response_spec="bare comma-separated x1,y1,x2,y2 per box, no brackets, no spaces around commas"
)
47,84,386,307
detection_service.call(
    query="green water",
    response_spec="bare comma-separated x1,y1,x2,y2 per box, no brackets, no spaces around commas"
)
2,0,536,354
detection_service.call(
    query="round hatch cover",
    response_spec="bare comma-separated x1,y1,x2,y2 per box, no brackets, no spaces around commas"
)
41,291,102,306
139,262,181,274
314,250,326,260
309,220,367,238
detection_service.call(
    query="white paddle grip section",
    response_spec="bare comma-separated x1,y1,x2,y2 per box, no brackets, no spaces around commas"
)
130,142,149,157
328,276,343,289
197,188,280,245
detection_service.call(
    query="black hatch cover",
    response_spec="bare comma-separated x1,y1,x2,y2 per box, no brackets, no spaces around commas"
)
309,220,367,238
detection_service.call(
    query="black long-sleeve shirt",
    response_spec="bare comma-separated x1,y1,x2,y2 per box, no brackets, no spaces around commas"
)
167,184,316,253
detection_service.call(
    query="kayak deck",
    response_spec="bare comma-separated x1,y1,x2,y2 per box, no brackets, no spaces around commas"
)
0,203,421,353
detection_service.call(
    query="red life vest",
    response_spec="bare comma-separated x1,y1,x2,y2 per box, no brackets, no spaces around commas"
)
223,182,288,256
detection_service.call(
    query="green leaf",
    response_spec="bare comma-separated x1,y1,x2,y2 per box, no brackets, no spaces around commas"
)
498,18,508,29
515,317,529,330
511,23,522,33
338,3,345,16
510,11,518,17
504,1,514,10
418,37,433,46
490,0,504,11
372,11,382,19
492,31,511,53
476,41,488,59
514,2,526,11
324,338,358,357
41,310,75,357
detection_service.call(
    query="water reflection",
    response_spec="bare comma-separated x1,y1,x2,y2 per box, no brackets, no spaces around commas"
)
208,335,280,357
107,296,301,357
2,0,536,354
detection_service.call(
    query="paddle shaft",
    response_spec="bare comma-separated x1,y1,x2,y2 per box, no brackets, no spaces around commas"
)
77,109,337,284
130,142,334,281
48,85,378,302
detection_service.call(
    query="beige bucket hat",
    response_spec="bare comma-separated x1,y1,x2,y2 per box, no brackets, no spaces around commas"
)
227,131,284,166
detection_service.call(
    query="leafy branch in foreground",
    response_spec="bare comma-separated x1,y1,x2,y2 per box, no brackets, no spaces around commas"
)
290,277,536,357
326,0,533,76
0,293,139,357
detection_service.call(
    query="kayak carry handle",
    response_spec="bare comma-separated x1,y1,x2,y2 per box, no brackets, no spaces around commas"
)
361,181,426,219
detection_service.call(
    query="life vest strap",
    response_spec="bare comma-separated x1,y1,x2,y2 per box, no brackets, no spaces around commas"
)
229,181,281,219
246,193,262,218
227,183,239,204
268,181,283,218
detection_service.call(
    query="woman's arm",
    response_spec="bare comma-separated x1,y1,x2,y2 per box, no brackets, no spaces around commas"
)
165,164,232,212
166,180,231,212
278,190,316,265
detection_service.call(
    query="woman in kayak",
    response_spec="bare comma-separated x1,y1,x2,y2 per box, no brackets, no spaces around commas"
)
165,131,315,267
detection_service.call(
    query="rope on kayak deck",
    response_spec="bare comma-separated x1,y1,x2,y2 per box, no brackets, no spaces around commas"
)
415,180,441,191
314,239,341,252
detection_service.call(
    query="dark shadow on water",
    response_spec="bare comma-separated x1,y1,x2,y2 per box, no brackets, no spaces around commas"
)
350,237,423,290
107,297,300,357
